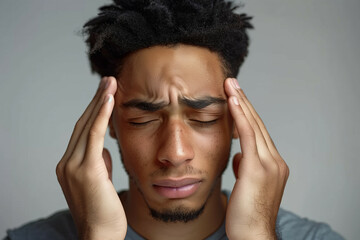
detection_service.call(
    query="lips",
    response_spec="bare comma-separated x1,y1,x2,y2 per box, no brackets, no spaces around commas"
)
153,178,202,199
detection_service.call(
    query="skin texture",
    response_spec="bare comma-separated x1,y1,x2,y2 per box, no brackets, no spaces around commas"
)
110,45,232,239
56,44,289,240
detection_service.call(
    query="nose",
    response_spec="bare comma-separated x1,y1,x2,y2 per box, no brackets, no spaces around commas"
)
157,119,195,167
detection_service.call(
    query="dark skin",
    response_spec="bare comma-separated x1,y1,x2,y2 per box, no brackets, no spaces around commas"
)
56,44,289,240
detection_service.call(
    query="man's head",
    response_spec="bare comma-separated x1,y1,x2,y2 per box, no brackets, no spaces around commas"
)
83,0,252,223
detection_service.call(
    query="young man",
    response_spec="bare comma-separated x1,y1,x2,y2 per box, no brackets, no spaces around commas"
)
5,1,344,239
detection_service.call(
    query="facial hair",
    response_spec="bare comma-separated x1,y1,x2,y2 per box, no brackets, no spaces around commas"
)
149,202,205,223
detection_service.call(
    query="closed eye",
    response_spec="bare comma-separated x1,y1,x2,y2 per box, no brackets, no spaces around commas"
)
190,119,218,126
129,120,158,126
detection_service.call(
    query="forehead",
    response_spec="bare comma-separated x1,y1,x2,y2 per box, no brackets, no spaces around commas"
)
117,44,226,100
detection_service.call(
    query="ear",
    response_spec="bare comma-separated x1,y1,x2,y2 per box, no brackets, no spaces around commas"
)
232,124,239,139
102,148,113,181
232,153,242,179
108,114,117,139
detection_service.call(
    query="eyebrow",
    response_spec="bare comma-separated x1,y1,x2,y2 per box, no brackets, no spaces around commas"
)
180,97,226,109
122,96,226,112
122,100,168,112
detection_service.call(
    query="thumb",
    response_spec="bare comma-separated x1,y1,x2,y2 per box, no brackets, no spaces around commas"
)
232,152,243,179
102,148,113,181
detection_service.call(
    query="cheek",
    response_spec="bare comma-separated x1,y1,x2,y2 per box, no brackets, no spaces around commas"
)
118,135,156,183
119,132,152,163
194,123,232,171
113,111,154,174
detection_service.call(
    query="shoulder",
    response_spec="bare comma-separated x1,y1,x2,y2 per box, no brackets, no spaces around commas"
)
276,208,344,240
222,190,344,240
5,210,77,240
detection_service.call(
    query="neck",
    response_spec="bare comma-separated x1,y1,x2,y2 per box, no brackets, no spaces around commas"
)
121,179,227,240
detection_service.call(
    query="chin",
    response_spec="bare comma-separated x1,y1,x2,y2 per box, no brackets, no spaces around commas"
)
148,202,206,223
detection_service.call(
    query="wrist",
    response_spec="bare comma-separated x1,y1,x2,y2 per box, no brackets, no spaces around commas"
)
227,225,277,240
80,226,126,240
229,232,277,240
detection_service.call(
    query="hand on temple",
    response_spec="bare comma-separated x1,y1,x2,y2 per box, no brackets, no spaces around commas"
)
224,78,289,240
56,77,127,240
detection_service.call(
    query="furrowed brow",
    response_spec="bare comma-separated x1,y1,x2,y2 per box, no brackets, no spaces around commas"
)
122,100,168,112
180,97,226,109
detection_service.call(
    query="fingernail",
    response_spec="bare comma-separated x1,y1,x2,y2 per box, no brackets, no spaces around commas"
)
104,94,112,104
232,96,239,105
232,78,241,89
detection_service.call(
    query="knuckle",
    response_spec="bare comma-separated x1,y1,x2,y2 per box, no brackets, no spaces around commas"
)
89,123,104,139
88,127,100,138
74,118,84,129
63,160,77,177
56,158,64,169
55,162,63,176
279,161,288,172
252,165,267,180
75,116,90,132
97,106,109,121
73,169,86,183
55,163,64,182
278,160,290,178
73,165,96,184
243,127,256,138
284,163,290,178
267,160,280,174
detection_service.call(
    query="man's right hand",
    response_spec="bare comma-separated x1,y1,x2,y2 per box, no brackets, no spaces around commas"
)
56,77,127,240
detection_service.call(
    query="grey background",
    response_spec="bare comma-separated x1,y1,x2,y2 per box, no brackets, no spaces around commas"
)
0,0,359,239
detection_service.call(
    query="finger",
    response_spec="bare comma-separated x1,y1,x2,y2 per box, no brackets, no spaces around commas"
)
225,78,272,161
84,93,114,165
238,88,282,160
62,77,108,161
69,77,117,166
102,148,113,181
227,94,258,161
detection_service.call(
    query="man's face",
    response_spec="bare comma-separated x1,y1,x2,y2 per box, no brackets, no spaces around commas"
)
110,44,234,221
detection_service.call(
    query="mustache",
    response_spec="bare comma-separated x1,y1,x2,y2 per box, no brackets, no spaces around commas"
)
150,165,205,178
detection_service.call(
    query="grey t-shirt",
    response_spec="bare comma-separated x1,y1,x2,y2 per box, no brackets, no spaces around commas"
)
4,190,344,240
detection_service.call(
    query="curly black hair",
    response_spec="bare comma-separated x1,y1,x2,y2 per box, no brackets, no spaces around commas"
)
83,0,253,78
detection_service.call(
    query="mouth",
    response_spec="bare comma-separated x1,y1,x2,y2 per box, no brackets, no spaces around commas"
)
153,178,202,199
